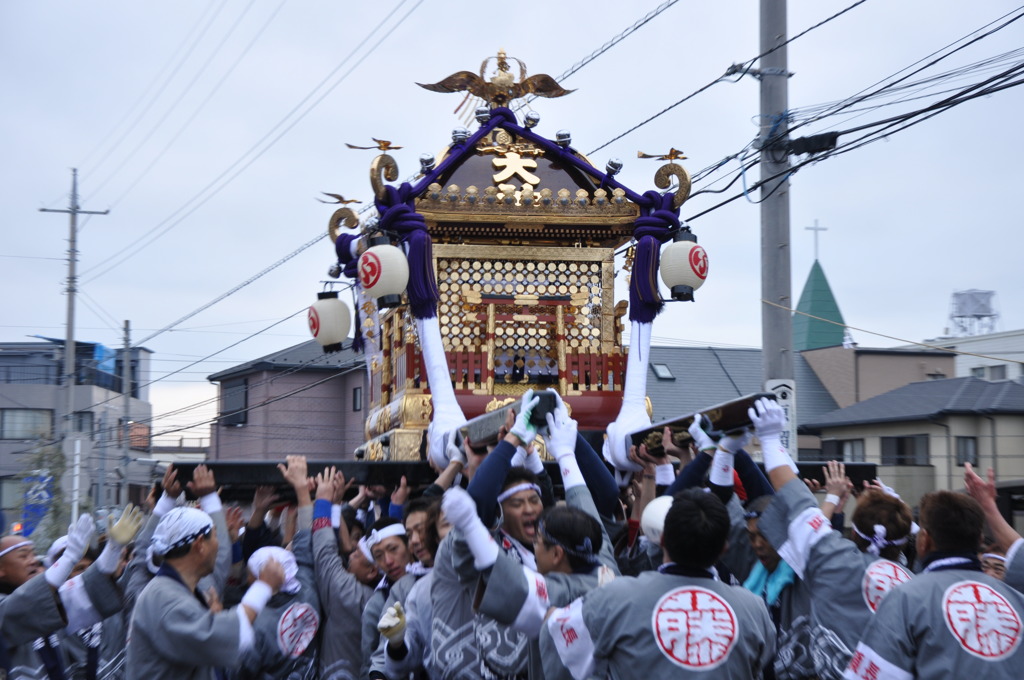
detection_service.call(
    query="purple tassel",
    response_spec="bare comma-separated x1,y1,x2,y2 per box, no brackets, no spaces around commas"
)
376,185,439,319
629,191,681,323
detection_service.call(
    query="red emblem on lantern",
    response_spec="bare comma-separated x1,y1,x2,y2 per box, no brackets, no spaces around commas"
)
360,251,382,289
943,581,1022,660
652,586,737,670
689,245,708,280
307,306,320,337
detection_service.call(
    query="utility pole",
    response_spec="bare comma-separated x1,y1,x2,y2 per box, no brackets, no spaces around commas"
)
759,0,798,455
40,169,109,521
121,320,132,507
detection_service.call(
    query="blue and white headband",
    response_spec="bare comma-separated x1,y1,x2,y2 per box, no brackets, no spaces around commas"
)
497,483,542,504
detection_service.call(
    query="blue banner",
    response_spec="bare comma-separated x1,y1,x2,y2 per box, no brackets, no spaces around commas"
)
21,475,53,537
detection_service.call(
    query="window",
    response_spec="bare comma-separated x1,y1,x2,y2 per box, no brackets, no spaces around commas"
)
220,379,248,426
971,366,985,378
989,365,1007,380
880,435,929,465
650,363,675,380
73,411,94,435
352,386,363,412
0,409,54,439
956,436,978,466
818,438,865,462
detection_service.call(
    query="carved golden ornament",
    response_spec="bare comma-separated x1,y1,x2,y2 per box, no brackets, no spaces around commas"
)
370,153,399,201
655,162,692,209
645,397,654,419
347,138,403,151
366,439,386,461
327,207,359,244
416,49,574,108
400,394,433,427
485,397,517,412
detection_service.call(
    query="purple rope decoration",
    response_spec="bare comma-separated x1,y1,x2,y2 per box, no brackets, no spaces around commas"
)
376,184,439,320
629,190,680,323
333,233,364,352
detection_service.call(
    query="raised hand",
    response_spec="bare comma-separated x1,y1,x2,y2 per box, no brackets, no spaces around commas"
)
964,463,997,509
687,416,716,454
258,556,286,594
378,601,407,644
748,398,786,439
315,467,338,502
277,455,309,490
823,460,852,498
187,464,217,498
225,506,245,543
509,389,540,446
109,503,144,546
391,476,410,506
162,464,183,499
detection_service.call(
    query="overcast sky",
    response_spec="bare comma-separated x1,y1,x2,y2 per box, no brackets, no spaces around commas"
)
3,0,1022,443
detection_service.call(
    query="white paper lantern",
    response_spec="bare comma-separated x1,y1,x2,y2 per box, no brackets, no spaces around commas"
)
659,232,708,302
359,242,409,308
308,292,351,352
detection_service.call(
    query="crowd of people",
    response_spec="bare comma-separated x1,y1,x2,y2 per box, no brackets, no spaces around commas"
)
1,391,1022,679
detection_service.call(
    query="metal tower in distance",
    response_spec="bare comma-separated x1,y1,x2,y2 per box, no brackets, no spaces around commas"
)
949,290,999,336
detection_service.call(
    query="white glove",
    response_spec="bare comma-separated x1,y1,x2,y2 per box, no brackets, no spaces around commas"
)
717,429,752,454
749,398,786,440
441,486,478,532
543,391,578,459
109,504,144,546
523,447,545,474
749,397,796,473
509,389,540,445
378,601,407,644
687,415,716,453
510,446,527,468
46,514,95,588
96,504,145,574
442,487,498,570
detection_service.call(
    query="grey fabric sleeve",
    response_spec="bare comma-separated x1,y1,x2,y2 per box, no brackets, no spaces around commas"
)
0,572,65,645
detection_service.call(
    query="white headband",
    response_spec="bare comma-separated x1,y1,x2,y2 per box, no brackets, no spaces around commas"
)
852,523,909,557
248,546,301,594
357,536,375,562
0,540,34,560
366,524,406,549
497,483,541,504
151,507,213,557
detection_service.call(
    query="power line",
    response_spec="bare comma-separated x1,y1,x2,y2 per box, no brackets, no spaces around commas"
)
95,0,285,210
588,0,870,155
81,0,424,282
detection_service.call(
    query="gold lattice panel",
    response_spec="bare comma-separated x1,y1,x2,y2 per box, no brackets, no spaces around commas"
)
437,257,604,382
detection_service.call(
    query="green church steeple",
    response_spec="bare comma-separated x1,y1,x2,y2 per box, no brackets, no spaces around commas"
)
793,260,847,351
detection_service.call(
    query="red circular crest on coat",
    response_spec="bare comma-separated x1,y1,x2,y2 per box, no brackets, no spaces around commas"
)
307,307,320,337
277,602,320,658
359,251,382,289
942,581,1022,660
651,586,737,669
688,245,708,280
862,560,912,612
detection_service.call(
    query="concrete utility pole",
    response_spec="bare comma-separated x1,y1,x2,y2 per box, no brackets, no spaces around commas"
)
121,320,132,506
759,0,798,455
40,169,109,521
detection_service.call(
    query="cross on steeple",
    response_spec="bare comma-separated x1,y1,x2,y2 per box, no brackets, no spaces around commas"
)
805,219,827,261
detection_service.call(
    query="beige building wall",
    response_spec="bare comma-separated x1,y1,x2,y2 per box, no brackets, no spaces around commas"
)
816,412,1024,509
802,348,955,409
212,369,367,462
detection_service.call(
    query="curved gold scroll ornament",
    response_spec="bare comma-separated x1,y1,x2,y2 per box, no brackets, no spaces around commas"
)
654,162,692,209
370,153,399,202
327,207,360,244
